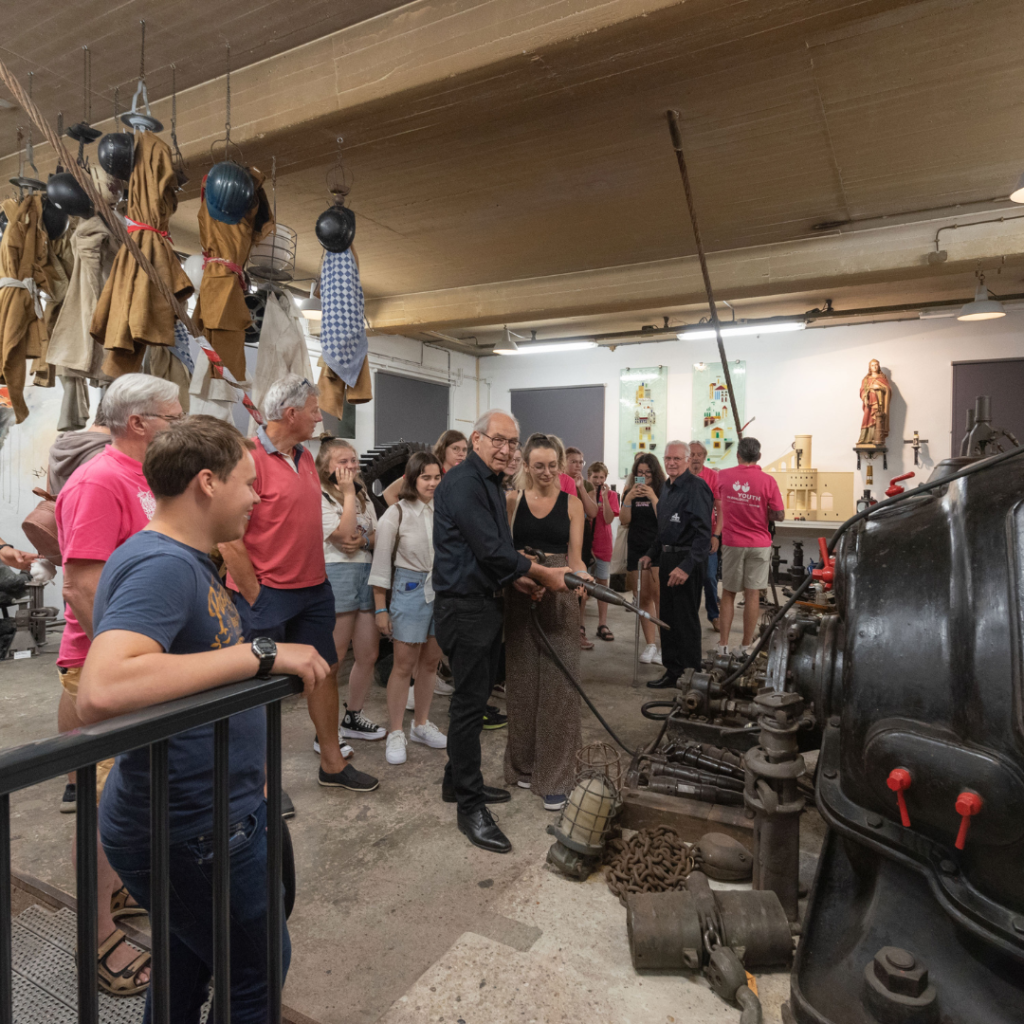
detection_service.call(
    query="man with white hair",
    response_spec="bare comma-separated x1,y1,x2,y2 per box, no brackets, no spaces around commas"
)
218,374,379,799
433,409,573,853
638,441,714,690
55,372,182,996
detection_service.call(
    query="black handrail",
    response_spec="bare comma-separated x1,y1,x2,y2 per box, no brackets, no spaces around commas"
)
0,672,304,1024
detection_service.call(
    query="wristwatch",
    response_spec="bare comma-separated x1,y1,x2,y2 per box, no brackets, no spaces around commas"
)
251,637,278,678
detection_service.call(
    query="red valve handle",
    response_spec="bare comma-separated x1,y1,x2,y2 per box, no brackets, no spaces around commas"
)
954,791,983,850
812,537,836,590
885,471,916,498
886,768,912,827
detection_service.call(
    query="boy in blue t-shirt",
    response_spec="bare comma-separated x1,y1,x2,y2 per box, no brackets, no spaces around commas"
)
79,416,330,1024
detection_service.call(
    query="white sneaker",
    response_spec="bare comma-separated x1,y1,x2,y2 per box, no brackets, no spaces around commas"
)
385,730,408,764
715,644,729,656
405,686,416,712
433,678,455,696
409,720,447,749
312,732,355,759
639,643,658,664
652,648,663,666
517,780,532,790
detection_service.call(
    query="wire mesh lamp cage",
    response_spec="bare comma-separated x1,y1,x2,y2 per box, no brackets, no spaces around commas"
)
248,156,297,282
546,742,623,880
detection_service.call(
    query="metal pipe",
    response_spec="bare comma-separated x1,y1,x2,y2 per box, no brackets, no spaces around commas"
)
665,109,742,440
0,795,11,1024
213,720,231,1024
150,741,170,1024
266,703,283,1024
75,764,99,1024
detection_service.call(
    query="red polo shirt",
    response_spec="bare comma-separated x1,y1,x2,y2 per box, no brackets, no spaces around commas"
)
227,429,325,590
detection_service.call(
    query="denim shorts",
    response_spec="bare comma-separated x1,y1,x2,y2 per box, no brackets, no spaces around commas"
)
591,558,611,580
389,567,435,644
326,561,374,614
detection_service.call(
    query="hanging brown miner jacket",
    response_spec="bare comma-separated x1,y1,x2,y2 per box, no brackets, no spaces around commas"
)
0,194,56,422
193,166,273,382
91,132,193,377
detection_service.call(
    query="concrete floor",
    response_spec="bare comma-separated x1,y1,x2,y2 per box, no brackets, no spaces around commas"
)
2,597,820,1024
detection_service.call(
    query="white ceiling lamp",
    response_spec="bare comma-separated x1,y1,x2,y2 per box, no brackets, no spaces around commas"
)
956,276,1005,321
1010,172,1024,204
493,326,520,355
677,319,806,340
296,282,322,321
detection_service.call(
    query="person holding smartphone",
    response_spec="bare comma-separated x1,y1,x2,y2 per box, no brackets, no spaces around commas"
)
581,461,619,640
620,454,665,665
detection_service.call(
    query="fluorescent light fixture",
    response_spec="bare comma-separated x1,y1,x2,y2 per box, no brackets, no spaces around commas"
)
295,282,321,321
503,341,598,356
677,320,805,340
1011,171,1024,204
957,279,1005,321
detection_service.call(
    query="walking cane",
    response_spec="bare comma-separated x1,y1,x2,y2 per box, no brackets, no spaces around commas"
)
631,570,642,689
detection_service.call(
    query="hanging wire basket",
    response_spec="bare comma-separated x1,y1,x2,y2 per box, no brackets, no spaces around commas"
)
248,224,297,281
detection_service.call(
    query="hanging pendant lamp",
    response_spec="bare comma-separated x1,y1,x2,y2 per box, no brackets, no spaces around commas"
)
120,21,163,133
957,275,1006,321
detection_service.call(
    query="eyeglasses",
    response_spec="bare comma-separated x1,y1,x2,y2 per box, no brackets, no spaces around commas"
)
479,432,520,452
142,412,186,424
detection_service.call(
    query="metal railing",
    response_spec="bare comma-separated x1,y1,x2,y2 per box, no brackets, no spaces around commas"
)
0,673,304,1024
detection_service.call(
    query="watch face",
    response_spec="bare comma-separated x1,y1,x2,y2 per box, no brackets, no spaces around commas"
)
253,637,276,657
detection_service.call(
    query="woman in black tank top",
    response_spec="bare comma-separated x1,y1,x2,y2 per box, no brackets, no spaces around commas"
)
502,433,592,811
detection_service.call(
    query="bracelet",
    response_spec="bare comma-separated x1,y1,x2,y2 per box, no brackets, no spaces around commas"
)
0,543,12,552
375,608,388,615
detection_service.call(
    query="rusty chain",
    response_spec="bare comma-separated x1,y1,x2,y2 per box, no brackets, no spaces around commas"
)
603,825,695,906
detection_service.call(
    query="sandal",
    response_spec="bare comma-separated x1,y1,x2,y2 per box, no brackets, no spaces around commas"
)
95,927,151,997
579,627,595,650
596,625,614,641
110,885,148,922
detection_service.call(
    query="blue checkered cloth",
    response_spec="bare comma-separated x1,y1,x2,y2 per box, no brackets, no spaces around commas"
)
320,249,368,388
171,320,196,375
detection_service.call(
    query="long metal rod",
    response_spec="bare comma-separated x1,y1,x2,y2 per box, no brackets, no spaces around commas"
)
0,795,11,1024
149,741,171,1024
75,764,99,1024
666,109,743,441
266,703,283,1024
212,720,231,1024
631,570,642,690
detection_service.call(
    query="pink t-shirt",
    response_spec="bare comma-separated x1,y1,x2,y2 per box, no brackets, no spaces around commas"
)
226,436,325,591
698,466,721,534
590,485,620,563
559,473,578,497
55,446,156,667
718,464,783,548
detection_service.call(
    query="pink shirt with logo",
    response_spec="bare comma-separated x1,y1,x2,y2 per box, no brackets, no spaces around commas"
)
718,464,784,548
698,465,721,534
55,446,156,668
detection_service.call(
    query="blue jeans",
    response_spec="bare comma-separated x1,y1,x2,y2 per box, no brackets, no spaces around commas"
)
703,551,720,621
103,801,290,1024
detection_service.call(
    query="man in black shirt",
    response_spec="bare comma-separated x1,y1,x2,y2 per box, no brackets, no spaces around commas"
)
433,409,571,853
639,441,713,689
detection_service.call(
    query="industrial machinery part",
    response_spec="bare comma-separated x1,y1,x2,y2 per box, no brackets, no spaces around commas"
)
693,832,753,881
743,691,808,921
626,870,791,983
604,825,695,903
772,452,1024,1022
959,394,1019,456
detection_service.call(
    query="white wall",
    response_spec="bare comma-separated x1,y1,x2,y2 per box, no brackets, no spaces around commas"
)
0,335,486,555
481,313,1024,491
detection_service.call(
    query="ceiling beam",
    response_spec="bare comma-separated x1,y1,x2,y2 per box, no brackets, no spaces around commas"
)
364,212,1024,332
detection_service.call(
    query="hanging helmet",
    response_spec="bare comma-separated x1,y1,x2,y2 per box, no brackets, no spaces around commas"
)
47,172,94,219
41,199,69,240
97,132,135,182
315,205,356,253
205,162,254,225
183,253,206,292
0,209,7,241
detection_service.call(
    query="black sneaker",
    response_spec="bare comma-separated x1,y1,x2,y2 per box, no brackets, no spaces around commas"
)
280,790,296,819
482,705,508,730
318,765,380,792
60,783,76,813
340,704,386,741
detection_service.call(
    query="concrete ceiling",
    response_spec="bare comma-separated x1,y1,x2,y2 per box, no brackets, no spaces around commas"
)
4,0,1024,349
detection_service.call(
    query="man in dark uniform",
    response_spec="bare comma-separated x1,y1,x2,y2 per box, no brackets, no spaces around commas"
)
433,409,571,853
639,440,714,689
